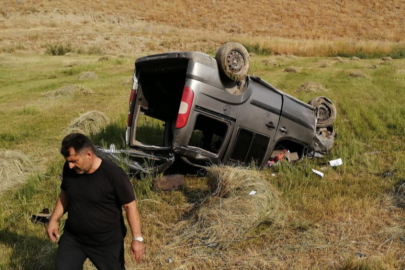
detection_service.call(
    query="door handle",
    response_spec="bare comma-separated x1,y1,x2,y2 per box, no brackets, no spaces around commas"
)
280,127,287,134
266,121,275,129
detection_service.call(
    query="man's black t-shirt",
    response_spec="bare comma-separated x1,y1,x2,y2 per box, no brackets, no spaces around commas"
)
61,159,135,246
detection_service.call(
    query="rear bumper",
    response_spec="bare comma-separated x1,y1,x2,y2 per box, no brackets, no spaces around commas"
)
96,146,175,175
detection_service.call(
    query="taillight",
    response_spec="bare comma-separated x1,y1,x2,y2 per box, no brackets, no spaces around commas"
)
126,111,131,127
129,89,135,105
127,88,136,127
175,86,194,129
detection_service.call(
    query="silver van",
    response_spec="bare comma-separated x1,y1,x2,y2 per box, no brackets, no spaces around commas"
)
98,43,336,174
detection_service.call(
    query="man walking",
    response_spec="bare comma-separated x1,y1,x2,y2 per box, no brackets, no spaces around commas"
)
47,133,145,269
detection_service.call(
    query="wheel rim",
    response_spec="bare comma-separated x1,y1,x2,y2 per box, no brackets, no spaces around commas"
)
226,50,245,73
317,104,331,122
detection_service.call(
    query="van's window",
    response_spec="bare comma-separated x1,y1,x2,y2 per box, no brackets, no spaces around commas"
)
135,115,165,146
188,114,228,154
230,129,269,165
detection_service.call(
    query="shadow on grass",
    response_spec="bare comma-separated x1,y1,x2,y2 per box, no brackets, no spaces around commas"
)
0,228,57,270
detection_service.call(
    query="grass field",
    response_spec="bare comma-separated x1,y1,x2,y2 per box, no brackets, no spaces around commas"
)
1,0,405,269
1,51,405,269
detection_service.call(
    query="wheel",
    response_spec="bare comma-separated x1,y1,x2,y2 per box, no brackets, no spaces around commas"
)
308,96,336,128
215,42,250,83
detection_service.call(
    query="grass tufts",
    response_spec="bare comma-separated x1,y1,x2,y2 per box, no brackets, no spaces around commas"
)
67,110,109,135
0,150,33,193
43,85,93,97
296,82,328,93
171,166,284,249
243,43,272,56
77,72,98,80
45,44,74,56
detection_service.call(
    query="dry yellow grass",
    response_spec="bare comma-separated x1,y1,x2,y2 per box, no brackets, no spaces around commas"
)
0,150,33,193
1,0,404,56
67,110,110,135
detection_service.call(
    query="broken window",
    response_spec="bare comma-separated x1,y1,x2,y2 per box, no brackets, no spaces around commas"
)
230,128,269,166
188,114,228,154
135,115,165,146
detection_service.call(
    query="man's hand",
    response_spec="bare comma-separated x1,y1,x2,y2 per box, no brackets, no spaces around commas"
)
130,240,145,261
46,220,60,242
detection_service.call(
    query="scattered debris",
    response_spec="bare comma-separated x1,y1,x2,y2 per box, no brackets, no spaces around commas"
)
249,190,257,196
382,169,397,178
312,169,324,178
329,158,343,167
153,174,184,191
267,149,298,166
31,208,52,224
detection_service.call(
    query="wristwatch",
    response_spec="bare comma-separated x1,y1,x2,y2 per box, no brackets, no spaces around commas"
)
133,236,144,242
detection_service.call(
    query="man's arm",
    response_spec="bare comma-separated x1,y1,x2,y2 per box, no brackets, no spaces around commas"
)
123,200,145,262
46,190,68,242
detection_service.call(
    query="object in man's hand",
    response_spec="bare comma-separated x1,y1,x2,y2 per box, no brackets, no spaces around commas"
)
31,208,52,224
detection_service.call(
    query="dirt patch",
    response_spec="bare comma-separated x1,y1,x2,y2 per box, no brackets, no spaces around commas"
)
351,56,360,61
296,82,328,93
67,110,109,135
0,150,33,193
43,85,93,97
78,72,98,80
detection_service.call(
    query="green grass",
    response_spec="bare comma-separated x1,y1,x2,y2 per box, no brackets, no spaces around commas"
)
1,53,405,269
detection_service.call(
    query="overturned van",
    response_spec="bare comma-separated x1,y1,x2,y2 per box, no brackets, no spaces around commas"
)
97,43,336,174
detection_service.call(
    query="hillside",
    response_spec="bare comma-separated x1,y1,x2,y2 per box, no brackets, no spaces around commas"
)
1,1,405,269
1,0,405,56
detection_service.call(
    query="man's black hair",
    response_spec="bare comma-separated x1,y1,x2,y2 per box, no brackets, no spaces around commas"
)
60,133,96,157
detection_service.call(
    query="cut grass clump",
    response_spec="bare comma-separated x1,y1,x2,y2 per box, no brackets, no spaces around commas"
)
67,110,109,135
172,166,284,249
0,150,33,193
43,85,93,97
78,71,98,80
296,82,328,93
45,44,74,56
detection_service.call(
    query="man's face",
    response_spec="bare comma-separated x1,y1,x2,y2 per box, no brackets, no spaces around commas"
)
65,147,92,174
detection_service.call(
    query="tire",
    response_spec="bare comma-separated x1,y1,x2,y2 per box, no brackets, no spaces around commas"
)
308,96,337,128
215,42,250,83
